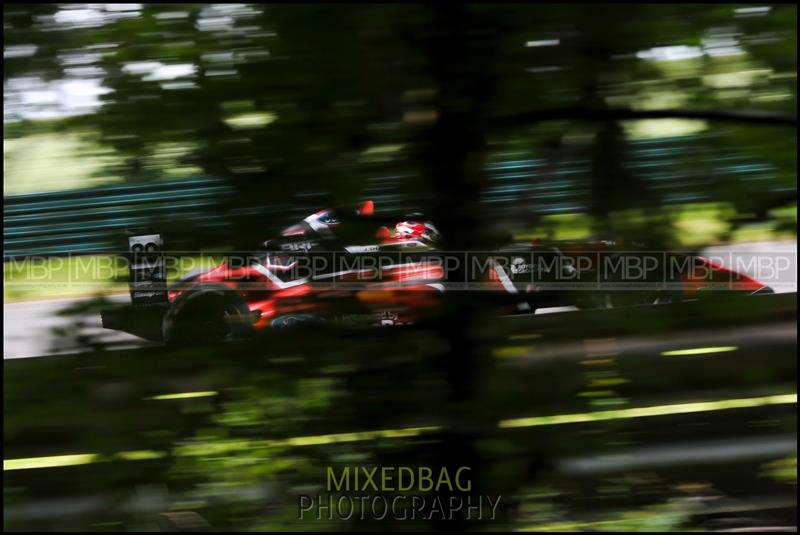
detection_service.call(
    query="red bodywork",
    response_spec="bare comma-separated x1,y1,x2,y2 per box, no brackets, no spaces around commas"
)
681,257,768,297
165,203,772,332
168,255,446,329
169,249,770,332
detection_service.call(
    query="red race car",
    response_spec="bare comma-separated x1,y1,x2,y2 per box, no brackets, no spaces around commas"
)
101,200,773,343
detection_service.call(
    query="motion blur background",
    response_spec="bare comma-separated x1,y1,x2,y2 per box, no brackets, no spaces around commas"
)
3,3,797,532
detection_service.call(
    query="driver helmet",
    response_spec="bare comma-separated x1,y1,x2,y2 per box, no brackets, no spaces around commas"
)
394,217,441,245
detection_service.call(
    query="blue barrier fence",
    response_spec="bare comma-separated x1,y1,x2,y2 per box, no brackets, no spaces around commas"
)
3,176,235,258
3,135,790,258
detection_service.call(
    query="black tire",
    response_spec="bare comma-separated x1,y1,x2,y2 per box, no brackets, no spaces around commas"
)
162,284,254,345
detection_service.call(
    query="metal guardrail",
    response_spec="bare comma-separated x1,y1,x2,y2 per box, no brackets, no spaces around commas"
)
3,134,790,258
3,176,234,258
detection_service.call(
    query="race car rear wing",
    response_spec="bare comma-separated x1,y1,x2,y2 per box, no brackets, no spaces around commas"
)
127,232,168,306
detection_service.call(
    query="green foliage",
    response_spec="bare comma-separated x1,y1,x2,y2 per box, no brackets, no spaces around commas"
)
4,4,796,247
2,7,796,531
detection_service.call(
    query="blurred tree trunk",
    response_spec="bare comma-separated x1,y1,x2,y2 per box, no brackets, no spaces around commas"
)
420,4,500,530
573,13,633,239
574,13,674,248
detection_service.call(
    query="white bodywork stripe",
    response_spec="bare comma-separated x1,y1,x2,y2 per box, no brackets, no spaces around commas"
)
494,263,518,294
251,262,309,290
495,262,532,311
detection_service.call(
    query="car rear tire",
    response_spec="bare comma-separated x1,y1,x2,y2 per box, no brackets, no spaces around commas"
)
162,284,253,345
